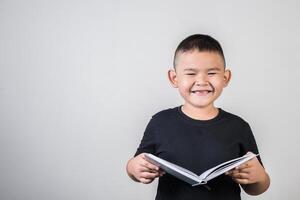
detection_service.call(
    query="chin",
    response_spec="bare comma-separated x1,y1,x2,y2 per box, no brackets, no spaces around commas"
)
189,103,214,109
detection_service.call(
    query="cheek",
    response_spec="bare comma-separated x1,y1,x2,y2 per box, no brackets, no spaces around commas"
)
179,79,193,90
211,79,226,90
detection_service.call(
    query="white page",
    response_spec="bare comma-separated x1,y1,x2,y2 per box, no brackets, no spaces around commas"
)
203,154,257,181
145,154,201,185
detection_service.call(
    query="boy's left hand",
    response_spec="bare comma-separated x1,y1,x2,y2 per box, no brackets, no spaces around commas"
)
225,152,266,185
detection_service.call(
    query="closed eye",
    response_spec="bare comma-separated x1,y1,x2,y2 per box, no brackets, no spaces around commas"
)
186,73,196,75
207,67,222,76
208,72,217,76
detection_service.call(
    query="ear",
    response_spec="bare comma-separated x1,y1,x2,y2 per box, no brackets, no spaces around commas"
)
168,69,178,88
223,69,231,87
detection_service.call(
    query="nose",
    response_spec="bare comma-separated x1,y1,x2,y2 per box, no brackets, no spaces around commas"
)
195,81,209,86
195,74,208,86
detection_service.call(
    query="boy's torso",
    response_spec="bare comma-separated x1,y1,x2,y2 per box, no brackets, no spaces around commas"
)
137,106,258,200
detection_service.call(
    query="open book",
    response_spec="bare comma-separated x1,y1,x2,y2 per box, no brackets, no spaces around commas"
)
145,153,258,186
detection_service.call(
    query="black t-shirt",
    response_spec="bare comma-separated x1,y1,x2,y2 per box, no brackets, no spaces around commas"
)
135,106,261,200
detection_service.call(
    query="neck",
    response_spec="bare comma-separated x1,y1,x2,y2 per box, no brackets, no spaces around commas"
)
181,104,219,120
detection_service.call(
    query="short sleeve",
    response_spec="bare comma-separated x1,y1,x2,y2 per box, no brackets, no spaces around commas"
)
134,117,157,156
240,122,263,165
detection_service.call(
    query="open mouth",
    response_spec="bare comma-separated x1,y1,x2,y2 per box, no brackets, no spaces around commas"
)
191,89,213,95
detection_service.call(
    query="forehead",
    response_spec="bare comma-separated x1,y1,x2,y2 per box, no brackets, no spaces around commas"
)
175,50,225,70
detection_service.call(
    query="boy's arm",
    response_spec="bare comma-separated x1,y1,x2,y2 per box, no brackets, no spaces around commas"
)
226,153,270,195
241,171,270,195
126,153,164,184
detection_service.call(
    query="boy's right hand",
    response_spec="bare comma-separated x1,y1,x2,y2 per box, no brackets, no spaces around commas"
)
126,153,165,184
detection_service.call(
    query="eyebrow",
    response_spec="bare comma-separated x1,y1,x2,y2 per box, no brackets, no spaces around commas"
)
183,68,197,71
207,67,222,71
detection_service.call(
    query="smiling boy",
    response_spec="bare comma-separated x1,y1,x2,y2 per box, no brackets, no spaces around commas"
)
126,34,270,200
169,50,229,120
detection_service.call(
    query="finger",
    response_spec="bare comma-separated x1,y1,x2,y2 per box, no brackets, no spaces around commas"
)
134,154,158,170
231,168,252,175
139,166,155,173
228,169,247,175
225,169,238,175
225,170,233,175
237,168,252,174
225,169,235,175
159,171,166,176
231,172,249,179
139,165,161,174
139,177,154,184
142,161,159,171
229,169,239,174
234,178,249,185
235,162,251,170
159,170,166,174
141,171,161,179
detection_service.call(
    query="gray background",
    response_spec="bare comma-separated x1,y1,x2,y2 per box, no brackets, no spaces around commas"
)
1,0,299,199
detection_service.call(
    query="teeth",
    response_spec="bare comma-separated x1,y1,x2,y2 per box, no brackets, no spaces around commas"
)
192,90,211,93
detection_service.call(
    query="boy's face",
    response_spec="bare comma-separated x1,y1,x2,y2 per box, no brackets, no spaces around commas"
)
168,50,231,111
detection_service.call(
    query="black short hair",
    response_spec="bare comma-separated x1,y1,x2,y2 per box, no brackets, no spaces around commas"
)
173,34,226,68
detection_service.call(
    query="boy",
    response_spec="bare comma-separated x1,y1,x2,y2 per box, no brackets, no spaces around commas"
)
126,34,270,200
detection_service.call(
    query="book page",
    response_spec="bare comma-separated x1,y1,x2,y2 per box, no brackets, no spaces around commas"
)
200,154,258,181
145,154,202,185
